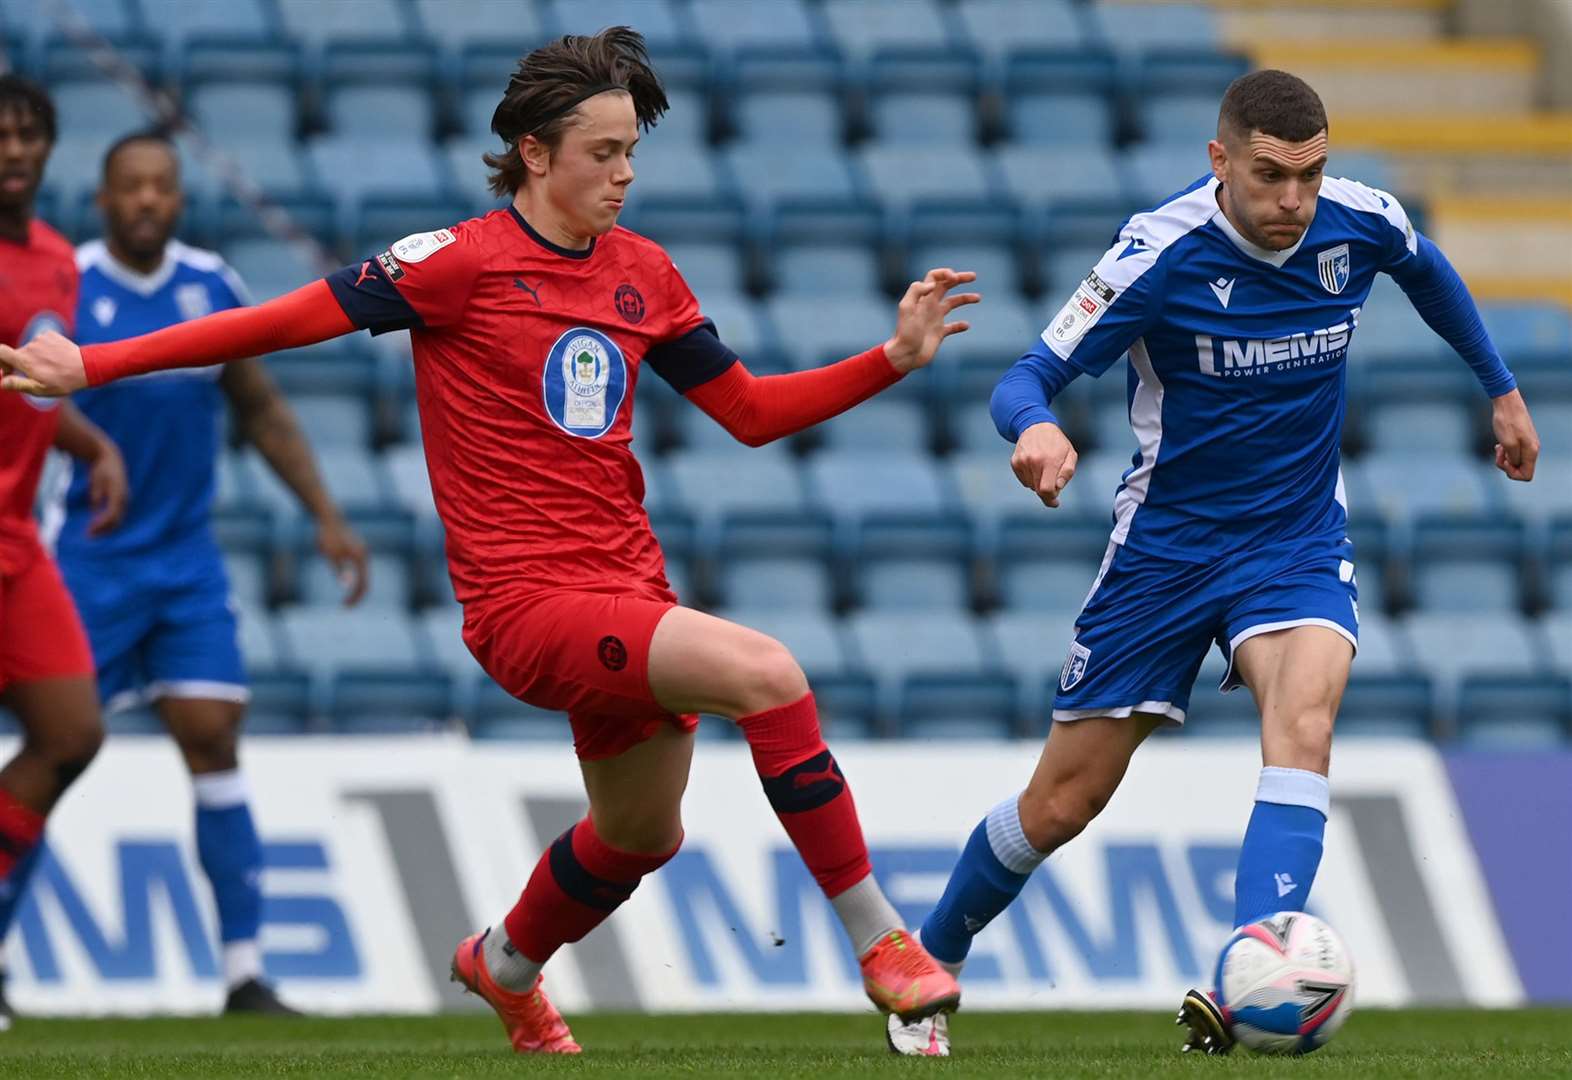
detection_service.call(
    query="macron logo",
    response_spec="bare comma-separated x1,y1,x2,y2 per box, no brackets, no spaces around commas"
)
1275,873,1298,898
1208,277,1234,308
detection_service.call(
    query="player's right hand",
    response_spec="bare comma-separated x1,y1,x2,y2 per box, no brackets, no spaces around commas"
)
1011,422,1078,508
0,331,88,396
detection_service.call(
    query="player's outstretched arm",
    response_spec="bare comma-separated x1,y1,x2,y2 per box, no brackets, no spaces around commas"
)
221,357,370,604
0,280,355,397
52,402,128,535
681,269,978,446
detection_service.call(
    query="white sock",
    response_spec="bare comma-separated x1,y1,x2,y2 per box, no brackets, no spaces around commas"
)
830,874,904,957
483,925,543,992
224,939,262,989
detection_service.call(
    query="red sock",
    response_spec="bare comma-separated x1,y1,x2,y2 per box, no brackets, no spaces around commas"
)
503,817,677,964
0,788,44,881
739,693,872,898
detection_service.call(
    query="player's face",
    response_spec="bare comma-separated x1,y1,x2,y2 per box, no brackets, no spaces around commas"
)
0,105,52,213
539,91,638,239
99,141,183,261
1211,129,1327,251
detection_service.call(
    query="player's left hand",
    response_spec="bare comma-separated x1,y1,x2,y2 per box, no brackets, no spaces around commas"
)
1491,388,1539,482
883,269,980,374
86,441,128,536
0,331,88,396
318,515,370,606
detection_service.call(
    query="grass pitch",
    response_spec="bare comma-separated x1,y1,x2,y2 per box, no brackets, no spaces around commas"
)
0,1009,1566,1078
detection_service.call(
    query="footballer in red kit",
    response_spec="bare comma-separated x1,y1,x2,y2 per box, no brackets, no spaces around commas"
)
0,31,978,1050
0,75,128,1026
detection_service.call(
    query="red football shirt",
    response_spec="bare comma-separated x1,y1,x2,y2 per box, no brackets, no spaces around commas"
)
327,209,724,618
0,219,77,571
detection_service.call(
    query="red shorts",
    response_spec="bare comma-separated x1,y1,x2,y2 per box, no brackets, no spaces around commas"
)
464,587,698,760
0,541,95,694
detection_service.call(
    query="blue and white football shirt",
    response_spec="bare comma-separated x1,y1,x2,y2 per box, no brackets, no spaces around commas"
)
55,240,250,557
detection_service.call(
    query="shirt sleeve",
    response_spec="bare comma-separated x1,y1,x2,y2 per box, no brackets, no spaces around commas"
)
324,226,480,335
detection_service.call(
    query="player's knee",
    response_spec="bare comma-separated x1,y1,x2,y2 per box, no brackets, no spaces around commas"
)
1018,781,1109,852
732,639,809,716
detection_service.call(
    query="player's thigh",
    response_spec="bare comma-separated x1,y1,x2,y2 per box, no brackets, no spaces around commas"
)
1018,712,1163,847
578,722,694,853
647,606,807,719
1233,626,1352,773
156,696,246,774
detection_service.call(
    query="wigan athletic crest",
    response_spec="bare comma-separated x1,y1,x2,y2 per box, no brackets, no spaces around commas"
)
1316,243,1350,295
542,327,627,439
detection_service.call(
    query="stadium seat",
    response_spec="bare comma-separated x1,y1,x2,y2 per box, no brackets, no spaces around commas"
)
187,82,296,143
774,242,882,297
1007,92,1116,146
956,0,1087,56
733,89,844,148
1410,516,1527,613
325,85,434,138
820,0,956,57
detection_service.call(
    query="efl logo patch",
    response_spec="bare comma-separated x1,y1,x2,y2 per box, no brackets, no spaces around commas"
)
1317,243,1350,295
1060,640,1092,692
614,282,645,324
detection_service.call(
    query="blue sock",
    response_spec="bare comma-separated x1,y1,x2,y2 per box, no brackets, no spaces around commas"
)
194,770,264,987
1233,767,1328,928
0,841,45,941
920,795,1047,967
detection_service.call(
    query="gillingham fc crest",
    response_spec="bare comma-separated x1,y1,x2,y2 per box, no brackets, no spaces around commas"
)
542,327,628,439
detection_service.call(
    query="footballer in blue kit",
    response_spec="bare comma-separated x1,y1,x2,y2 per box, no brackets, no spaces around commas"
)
37,132,368,1014
887,71,1541,1057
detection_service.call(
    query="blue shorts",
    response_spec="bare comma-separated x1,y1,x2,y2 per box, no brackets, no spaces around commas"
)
58,536,247,714
1052,535,1359,725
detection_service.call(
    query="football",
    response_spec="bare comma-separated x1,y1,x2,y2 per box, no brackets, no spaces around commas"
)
1215,912,1356,1054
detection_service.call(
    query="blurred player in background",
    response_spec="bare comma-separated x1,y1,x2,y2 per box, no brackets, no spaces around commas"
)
33,130,369,1015
888,70,1541,1057
0,28,979,1053
0,74,128,1028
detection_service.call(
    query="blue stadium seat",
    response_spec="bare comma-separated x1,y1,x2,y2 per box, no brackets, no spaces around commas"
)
898,672,1020,738
276,608,427,679
187,83,296,143
815,399,929,454
1141,93,1220,145
297,552,410,611
325,85,434,138
276,0,413,46
665,449,807,524
690,0,819,53
1410,516,1526,613
869,91,976,145
1455,675,1571,747
222,238,318,301
733,89,844,147
821,0,955,56
806,452,954,520
993,146,1128,216
775,243,882,297
957,0,1087,55
719,557,835,612
665,241,747,295
723,145,863,208
1354,453,1496,522
51,79,149,137
1007,92,1116,146
1364,399,1475,455
766,296,890,370
1087,2,1222,53
223,552,269,609
858,145,995,209
412,0,544,49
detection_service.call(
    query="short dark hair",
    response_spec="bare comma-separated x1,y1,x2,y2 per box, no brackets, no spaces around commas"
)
0,74,56,142
483,25,668,198
101,128,178,181
1218,69,1328,144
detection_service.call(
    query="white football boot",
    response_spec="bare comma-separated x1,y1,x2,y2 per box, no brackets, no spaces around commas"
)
886,1010,950,1056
